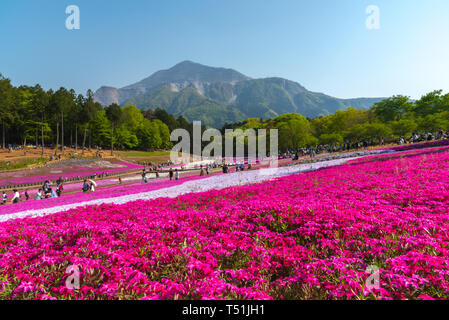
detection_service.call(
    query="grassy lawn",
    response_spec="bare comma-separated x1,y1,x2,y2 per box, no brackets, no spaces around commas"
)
119,151,174,163
0,157,46,171
120,151,171,158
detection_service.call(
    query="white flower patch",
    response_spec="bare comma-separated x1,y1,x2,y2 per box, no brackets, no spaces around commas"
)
0,157,357,223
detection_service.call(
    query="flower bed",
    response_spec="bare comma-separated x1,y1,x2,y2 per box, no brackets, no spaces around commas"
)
0,157,297,218
347,145,449,165
387,139,449,152
0,171,220,217
0,161,144,188
0,148,449,300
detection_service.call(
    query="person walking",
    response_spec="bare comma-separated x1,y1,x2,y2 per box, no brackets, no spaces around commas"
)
175,169,179,181
24,190,30,201
169,168,174,181
2,191,7,205
12,190,20,204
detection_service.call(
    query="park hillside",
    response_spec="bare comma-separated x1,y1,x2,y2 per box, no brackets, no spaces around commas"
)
1,71,449,159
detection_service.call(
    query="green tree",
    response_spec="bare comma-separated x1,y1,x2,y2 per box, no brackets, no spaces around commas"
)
0,74,14,149
153,108,179,131
372,95,412,122
153,119,171,149
91,109,111,148
52,87,76,155
105,103,123,155
271,114,315,150
80,90,100,155
319,133,343,146
28,85,50,157
391,119,418,137
417,112,449,132
362,123,392,142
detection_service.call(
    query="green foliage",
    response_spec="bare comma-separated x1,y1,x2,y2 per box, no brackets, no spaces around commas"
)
270,114,316,149
0,77,184,151
413,90,448,117
105,103,123,125
121,77,384,128
417,112,449,132
234,90,449,150
114,126,138,149
319,133,344,146
91,109,111,148
372,95,413,122
391,119,418,137
361,122,393,141
1,70,449,153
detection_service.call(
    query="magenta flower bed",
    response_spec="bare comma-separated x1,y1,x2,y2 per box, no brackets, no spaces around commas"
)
0,149,449,299
0,171,221,216
348,146,449,165
0,161,143,188
387,139,449,152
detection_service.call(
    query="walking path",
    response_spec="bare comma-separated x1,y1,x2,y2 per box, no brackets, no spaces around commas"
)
0,157,358,222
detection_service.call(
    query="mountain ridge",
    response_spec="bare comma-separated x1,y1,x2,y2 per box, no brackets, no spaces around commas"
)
94,61,385,127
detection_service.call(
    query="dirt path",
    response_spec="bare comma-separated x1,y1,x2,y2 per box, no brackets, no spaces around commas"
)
0,157,360,223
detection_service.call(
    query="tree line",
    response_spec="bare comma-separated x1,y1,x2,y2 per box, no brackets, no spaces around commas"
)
1,72,448,156
0,74,197,156
222,90,449,151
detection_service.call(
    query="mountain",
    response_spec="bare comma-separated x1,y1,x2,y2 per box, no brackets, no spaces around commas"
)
94,61,250,106
94,61,385,128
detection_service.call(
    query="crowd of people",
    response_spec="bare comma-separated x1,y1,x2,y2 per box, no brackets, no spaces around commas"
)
0,176,97,205
140,160,175,171
282,130,449,161
221,162,252,174
5,144,24,153
402,131,449,144
3,130,448,205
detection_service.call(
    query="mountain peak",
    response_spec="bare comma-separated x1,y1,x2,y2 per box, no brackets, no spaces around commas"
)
161,60,251,82
120,61,251,93
172,60,200,67
93,61,384,128
94,61,251,106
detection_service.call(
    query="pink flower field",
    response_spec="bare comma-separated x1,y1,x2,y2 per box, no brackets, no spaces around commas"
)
0,149,449,300
0,171,221,216
0,160,143,188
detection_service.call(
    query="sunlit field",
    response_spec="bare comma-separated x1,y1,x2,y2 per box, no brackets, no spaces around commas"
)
1,144,448,300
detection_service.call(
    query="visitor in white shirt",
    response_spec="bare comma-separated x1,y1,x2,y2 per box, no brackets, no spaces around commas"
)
12,190,20,204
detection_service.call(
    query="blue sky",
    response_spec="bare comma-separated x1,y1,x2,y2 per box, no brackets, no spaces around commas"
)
0,0,448,99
